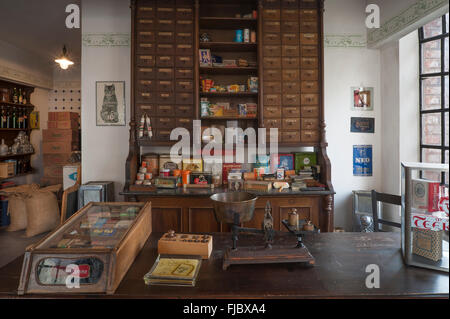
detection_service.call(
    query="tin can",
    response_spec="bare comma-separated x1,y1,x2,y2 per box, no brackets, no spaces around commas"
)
276,168,285,180
142,153,159,176
135,180,143,185
243,29,250,43
145,173,152,180
234,29,243,42
139,167,147,174
141,161,147,168
182,170,191,185
161,168,170,177
136,173,145,181
251,31,256,43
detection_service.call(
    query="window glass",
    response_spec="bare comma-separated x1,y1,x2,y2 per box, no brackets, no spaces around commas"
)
421,40,441,73
421,77,441,110
423,17,442,38
422,113,442,146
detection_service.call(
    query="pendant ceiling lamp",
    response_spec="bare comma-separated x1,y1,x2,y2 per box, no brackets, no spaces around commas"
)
55,45,74,70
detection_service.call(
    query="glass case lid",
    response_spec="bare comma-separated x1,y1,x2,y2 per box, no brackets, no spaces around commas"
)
36,203,143,250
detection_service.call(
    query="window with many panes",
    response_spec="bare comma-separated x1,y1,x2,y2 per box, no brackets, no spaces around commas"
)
419,13,449,183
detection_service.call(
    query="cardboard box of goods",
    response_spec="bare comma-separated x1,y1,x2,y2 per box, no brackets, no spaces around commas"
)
43,153,72,166
63,164,80,190
412,179,441,212
43,129,79,142
43,141,79,154
43,165,64,178
413,228,443,262
40,176,62,186
48,111,79,122
47,118,79,129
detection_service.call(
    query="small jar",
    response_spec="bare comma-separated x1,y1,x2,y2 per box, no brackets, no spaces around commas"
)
288,208,298,228
144,173,152,180
136,173,145,181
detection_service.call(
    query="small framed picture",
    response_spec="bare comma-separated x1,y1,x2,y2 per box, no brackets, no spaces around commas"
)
351,87,373,111
353,145,373,176
199,49,212,67
96,81,126,126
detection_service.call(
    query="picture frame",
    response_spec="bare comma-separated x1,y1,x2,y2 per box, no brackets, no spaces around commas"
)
199,49,212,67
96,81,126,126
350,117,375,133
351,87,373,111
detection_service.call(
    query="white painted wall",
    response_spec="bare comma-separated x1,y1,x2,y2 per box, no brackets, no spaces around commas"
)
81,0,131,199
324,0,381,231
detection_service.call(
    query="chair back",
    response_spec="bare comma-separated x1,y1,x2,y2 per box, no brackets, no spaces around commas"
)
371,190,401,232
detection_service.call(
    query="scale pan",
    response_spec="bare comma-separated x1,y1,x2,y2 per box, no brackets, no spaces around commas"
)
210,192,258,224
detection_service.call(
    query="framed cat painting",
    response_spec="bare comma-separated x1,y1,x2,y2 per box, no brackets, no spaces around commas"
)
96,81,126,126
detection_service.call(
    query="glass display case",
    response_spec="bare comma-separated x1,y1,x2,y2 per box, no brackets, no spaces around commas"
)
401,162,448,272
18,202,152,295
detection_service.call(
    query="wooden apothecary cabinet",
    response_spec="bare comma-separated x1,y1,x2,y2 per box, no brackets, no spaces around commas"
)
18,202,152,295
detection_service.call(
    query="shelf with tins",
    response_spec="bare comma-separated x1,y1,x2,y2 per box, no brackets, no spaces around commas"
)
201,116,257,120
0,152,34,160
0,168,35,181
199,42,257,52
199,92,258,97
199,17,257,29
199,66,258,75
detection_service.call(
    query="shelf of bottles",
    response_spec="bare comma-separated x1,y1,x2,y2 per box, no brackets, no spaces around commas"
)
0,86,32,130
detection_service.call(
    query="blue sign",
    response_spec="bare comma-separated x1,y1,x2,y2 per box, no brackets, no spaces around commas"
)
353,145,372,176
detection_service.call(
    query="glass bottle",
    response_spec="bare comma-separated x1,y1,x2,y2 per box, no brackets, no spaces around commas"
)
0,106,5,128
18,89,23,104
23,110,28,129
12,88,18,103
6,108,10,128
18,108,24,129
12,107,17,128
23,92,27,105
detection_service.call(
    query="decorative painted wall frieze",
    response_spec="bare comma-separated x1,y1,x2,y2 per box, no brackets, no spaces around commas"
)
368,0,449,47
82,33,131,47
324,35,366,48
0,64,52,89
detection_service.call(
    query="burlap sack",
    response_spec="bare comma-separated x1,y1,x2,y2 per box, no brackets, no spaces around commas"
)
0,183,40,195
6,194,28,231
25,191,60,238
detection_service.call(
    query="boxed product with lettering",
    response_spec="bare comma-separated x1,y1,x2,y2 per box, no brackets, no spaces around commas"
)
412,179,441,212
412,228,443,262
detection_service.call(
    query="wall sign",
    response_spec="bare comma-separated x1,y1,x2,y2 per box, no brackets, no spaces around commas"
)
351,117,375,133
353,145,373,176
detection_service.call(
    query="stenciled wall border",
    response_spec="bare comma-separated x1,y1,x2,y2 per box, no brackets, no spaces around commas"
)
324,35,367,48
82,33,131,47
368,0,449,47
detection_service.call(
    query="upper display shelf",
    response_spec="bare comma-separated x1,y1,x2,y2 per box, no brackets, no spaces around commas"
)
199,17,257,29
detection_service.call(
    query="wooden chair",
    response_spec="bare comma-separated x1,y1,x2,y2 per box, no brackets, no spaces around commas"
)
371,190,401,232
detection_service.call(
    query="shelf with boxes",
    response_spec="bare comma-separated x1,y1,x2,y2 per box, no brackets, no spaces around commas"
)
0,79,35,179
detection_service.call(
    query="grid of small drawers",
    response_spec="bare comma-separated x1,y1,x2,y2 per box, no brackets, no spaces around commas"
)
261,0,320,144
135,0,195,142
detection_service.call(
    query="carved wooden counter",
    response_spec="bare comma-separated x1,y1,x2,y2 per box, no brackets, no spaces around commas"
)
122,187,334,233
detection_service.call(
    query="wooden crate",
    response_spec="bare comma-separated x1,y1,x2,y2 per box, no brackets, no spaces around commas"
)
18,201,152,295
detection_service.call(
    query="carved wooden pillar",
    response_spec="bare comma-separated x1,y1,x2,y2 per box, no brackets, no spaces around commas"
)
322,194,334,232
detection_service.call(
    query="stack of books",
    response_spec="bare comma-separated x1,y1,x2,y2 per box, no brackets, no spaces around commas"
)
143,255,202,287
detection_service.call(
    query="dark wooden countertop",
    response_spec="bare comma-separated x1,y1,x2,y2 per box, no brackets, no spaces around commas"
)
121,186,335,197
0,232,448,298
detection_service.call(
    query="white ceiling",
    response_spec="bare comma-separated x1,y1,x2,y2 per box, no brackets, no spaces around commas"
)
0,0,81,65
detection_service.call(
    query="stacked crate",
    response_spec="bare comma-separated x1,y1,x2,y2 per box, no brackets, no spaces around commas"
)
41,112,80,185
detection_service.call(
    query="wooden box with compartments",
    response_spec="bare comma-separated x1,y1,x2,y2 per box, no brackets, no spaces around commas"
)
158,230,212,259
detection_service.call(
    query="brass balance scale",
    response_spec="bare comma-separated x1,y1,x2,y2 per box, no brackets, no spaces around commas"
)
210,192,318,270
